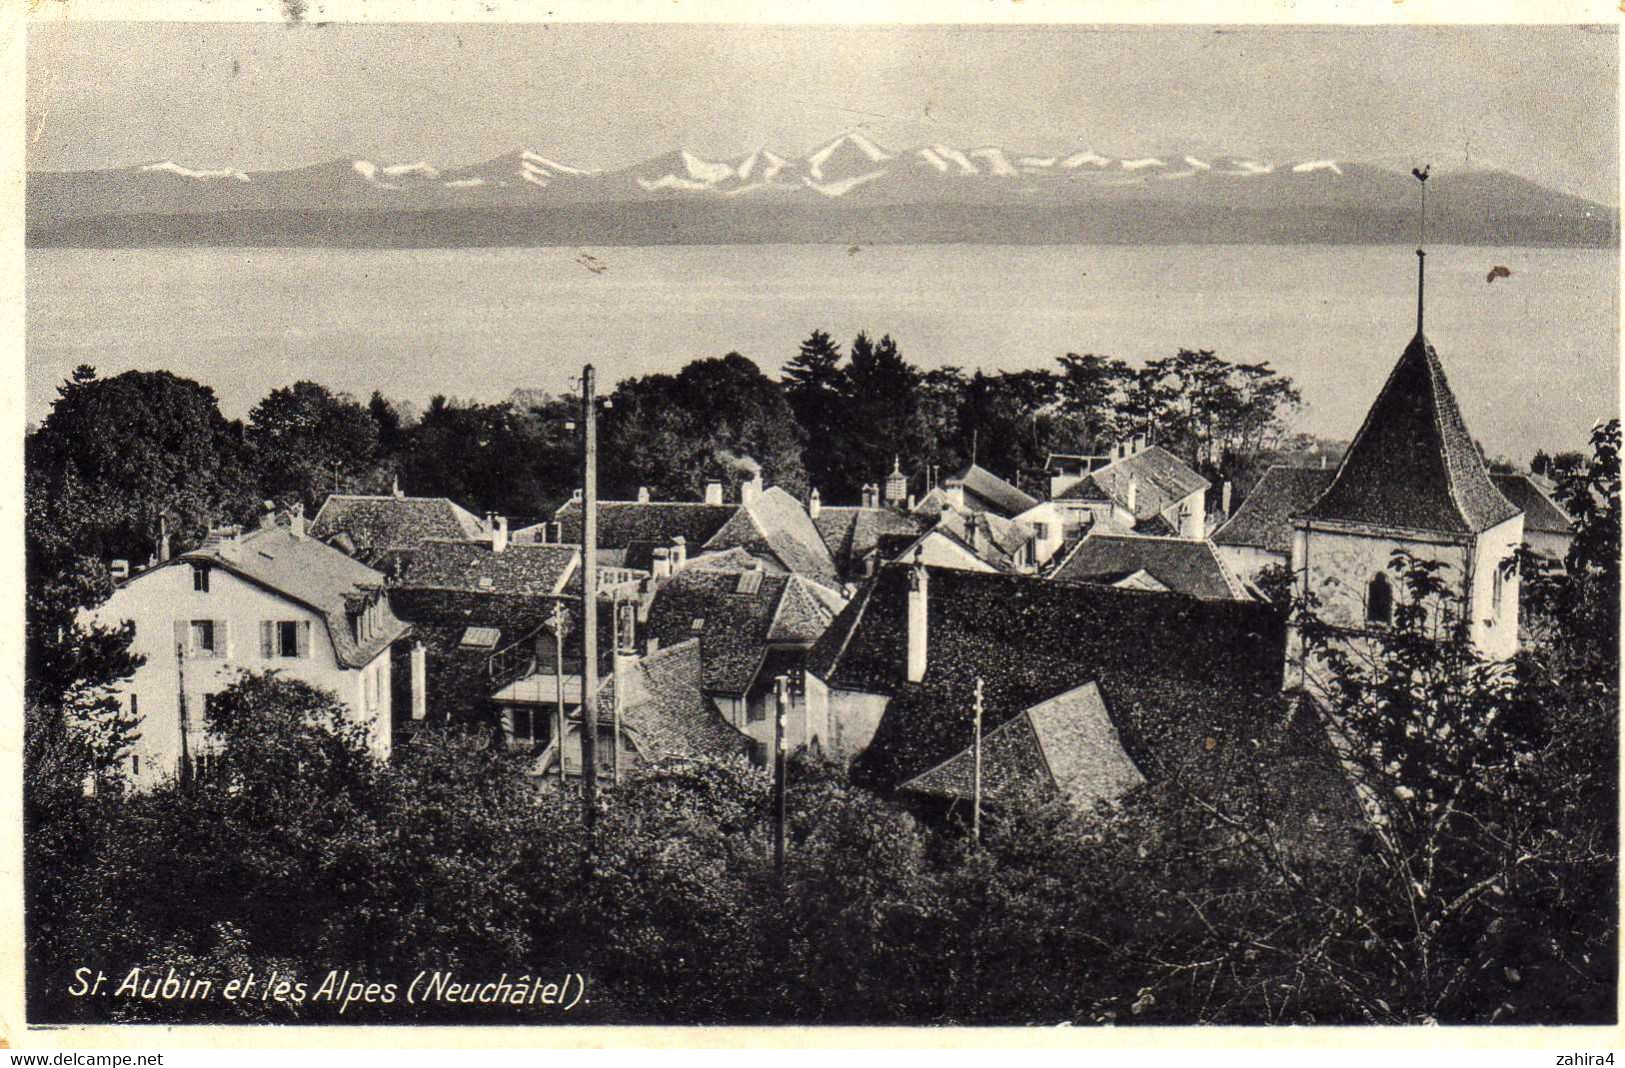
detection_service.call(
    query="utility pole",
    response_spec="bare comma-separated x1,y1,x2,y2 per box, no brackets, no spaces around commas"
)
611,598,627,786
972,676,984,844
176,641,192,788
552,599,567,795
773,674,789,883
580,364,600,834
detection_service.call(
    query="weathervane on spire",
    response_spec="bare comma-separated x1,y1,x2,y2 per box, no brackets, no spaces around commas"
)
1411,164,1430,334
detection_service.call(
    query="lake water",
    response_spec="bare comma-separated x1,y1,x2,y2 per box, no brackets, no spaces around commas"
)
25,243,1619,459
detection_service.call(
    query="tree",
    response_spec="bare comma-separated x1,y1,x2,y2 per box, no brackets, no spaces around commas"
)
246,381,386,512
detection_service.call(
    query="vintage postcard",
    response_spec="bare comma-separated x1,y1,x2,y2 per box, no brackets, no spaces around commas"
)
5,0,1621,1053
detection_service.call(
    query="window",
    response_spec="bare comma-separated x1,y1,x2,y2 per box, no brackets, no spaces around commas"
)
192,564,210,592
1491,565,1505,614
511,707,533,742
1033,522,1051,543
130,692,138,719
1366,574,1394,626
191,620,216,654
263,620,308,659
278,621,299,658
131,754,141,777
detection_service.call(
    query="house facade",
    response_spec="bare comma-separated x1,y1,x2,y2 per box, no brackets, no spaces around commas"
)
85,509,409,788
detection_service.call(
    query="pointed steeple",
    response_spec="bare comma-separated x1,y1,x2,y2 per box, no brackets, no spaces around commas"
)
1302,333,1518,534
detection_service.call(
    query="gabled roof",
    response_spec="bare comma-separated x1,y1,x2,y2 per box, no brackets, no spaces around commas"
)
1051,534,1249,602
310,494,485,554
1490,473,1573,536
644,565,846,696
1301,334,1519,534
814,565,1286,790
702,486,840,586
553,499,739,551
949,463,1040,519
813,505,927,580
594,639,751,762
900,681,1146,811
396,539,579,597
180,524,406,668
906,509,1033,573
1210,466,1336,553
1054,445,1209,520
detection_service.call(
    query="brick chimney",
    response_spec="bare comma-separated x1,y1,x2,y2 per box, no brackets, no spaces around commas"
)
862,483,879,510
671,535,687,570
808,489,821,520
906,555,929,684
288,503,306,539
637,486,650,503
704,480,724,505
653,547,672,580
491,515,509,554
740,472,763,508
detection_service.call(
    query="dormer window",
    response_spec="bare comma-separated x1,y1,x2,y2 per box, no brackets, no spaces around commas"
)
1366,573,1393,626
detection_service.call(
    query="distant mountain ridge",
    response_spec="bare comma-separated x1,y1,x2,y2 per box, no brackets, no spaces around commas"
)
27,133,1617,248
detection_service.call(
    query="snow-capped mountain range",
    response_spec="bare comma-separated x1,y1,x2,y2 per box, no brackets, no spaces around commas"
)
27,132,1616,248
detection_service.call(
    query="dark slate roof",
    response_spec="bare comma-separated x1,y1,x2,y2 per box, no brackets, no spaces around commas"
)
310,494,485,554
389,586,558,632
1490,473,1573,536
1051,534,1249,601
1210,466,1336,553
703,487,840,586
180,524,406,668
813,506,927,579
553,499,738,551
821,566,1289,798
950,463,1040,519
1301,333,1520,534
596,639,751,762
1055,446,1210,521
643,568,806,696
396,540,579,596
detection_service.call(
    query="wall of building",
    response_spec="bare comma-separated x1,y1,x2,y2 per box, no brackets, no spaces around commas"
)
1165,489,1208,539
85,561,390,789
1213,544,1286,587
913,532,998,573
1015,502,1068,566
1526,529,1573,565
804,673,892,761
1468,513,1524,660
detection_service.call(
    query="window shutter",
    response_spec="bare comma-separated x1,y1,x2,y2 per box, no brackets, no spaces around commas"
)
217,620,231,659
297,620,312,659
173,620,190,658
261,621,274,659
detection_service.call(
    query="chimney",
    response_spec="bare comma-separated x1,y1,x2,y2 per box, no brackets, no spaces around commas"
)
158,515,171,564
491,515,509,554
392,475,403,499
110,559,130,582
906,556,929,683
288,504,306,539
259,500,276,530
671,535,687,569
653,547,672,580
1125,478,1139,516
809,489,822,520
637,486,650,503
646,636,661,656
1221,480,1233,517
704,480,723,505
907,493,916,511
944,478,966,512
571,488,584,503
410,642,427,720
864,483,881,510
740,472,762,508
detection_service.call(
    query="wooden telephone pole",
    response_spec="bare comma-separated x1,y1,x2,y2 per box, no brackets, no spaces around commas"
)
551,600,568,795
773,674,789,883
972,676,984,844
176,641,192,788
579,364,600,834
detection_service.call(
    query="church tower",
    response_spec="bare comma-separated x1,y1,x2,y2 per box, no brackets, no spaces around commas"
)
1285,232,1523,689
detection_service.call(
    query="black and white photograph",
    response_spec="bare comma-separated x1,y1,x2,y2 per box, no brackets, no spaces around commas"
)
11,3,1621,1045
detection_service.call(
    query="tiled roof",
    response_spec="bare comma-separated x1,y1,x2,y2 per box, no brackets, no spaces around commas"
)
900,681,1146,810
767,573,847,643
950,463,1040,518
1054,446,1209,521
310,495,485,555
1490,473,1572,536
596,639,751,762
554,500,738,551
1301,333,1519,534
703,486,840,586
1210,466,1335,553
1050,534,1249,601
181,524,406,669
396,540,579,597
822,566,1291,799
813,506,926,580
642,568,789,696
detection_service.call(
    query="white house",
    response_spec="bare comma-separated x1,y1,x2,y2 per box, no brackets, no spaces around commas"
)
84,507,411,788
1046,440,1209,539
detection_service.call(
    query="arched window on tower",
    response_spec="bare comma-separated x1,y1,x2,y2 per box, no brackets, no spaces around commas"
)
1366,573,1394,626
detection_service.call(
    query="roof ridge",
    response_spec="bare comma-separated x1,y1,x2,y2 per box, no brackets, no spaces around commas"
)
898,706,1039,792
1203,540,1250,601
1419,337,1474,532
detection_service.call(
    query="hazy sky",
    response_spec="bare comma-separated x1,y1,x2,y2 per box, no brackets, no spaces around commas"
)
26,22,1619,203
